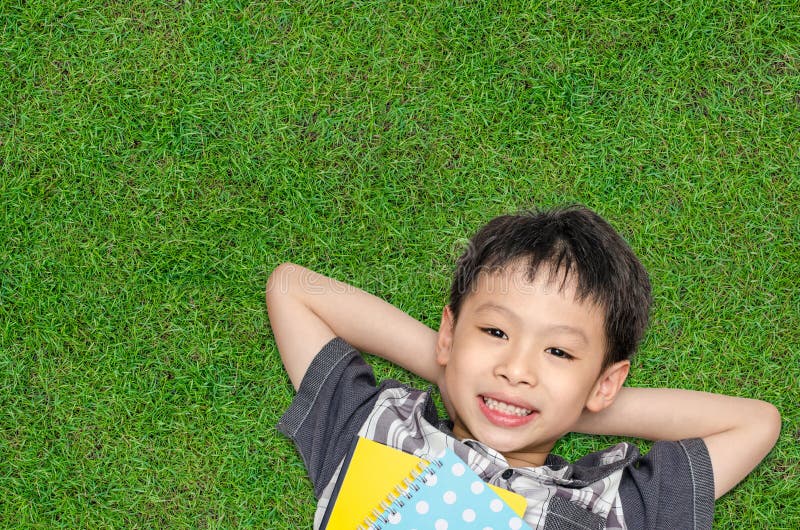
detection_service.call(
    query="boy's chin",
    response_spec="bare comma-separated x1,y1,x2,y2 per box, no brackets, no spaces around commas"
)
452,419,556,457
467,426,555,457
492,438,554,456
490,438,556,467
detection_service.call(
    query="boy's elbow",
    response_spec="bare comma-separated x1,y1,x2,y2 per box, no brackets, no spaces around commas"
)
747,400,782,461
266,262,301,309
759,401,782,448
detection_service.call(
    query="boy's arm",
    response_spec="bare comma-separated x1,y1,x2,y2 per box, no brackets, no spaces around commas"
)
266,262,441,390
573,387,781,499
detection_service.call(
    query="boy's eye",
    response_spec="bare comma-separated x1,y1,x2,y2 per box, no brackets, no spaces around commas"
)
482,328,508,340
546,347,574,360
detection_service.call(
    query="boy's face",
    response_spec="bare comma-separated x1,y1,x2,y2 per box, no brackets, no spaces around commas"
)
436,264,629,466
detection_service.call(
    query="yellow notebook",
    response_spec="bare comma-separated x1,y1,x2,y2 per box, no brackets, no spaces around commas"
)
320,436,527,529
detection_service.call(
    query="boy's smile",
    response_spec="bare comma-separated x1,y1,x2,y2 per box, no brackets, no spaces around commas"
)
480,395,537,425
436,264,629,467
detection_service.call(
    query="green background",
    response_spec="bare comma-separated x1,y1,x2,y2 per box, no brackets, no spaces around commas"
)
2,0,798,527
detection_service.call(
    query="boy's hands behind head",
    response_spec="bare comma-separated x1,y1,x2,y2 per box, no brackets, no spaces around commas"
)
266,263,337,389
572,387,781,499
267,263,441,391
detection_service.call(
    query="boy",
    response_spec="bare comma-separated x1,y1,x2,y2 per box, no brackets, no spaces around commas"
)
267,206,780,529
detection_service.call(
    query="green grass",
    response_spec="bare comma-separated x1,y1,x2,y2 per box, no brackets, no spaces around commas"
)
1,0,798,527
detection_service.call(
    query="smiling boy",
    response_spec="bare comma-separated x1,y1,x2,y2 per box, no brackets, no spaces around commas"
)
267,206,780,529
437,264,620,468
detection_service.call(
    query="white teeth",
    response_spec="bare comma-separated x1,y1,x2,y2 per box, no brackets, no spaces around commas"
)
483,397,532,416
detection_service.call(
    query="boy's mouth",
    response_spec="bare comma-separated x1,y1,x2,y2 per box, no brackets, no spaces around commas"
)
481,396,534,417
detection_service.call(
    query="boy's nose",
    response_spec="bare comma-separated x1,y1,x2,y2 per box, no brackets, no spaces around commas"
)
497,349,536,386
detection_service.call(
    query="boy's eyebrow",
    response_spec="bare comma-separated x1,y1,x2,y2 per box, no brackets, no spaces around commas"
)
474,302,590,345
542,325,590,345
474,302,520,321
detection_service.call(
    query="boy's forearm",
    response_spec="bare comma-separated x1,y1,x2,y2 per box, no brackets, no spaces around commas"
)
574,387,753,439
574,387,781,498
267,263,441,383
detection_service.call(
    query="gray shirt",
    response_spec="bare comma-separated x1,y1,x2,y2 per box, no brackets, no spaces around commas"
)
278,338,715,529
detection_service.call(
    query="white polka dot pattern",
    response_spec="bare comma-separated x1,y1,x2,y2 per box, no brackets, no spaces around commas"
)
378,449,531,529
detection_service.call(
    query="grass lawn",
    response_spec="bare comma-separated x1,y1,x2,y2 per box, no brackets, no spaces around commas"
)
1,0,798,527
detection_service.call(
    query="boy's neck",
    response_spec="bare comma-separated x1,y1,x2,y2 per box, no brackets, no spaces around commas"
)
451,423,553,468
502,450,549,468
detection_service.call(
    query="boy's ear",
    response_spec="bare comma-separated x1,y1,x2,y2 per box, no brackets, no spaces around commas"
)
435,306,455,366
585,360,630,413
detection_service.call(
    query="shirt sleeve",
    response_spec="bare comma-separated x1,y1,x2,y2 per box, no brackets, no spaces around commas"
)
276,337,386,498
619,438,715,530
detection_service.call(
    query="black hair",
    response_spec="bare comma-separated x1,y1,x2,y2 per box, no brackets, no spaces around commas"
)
449,205,652,368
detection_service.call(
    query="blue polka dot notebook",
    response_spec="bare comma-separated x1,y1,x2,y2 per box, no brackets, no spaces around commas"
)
368,448,531,530
321,436,531,530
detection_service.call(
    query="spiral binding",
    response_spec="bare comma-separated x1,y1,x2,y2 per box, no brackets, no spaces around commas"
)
357,456,444,530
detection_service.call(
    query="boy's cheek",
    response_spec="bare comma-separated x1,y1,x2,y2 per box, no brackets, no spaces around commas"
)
436,374,457,421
